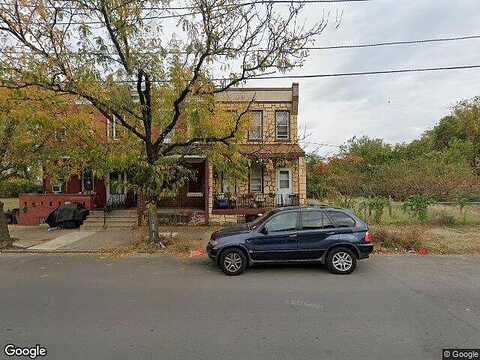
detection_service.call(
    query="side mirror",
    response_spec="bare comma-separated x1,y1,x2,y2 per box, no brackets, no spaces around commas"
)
260,227,268,235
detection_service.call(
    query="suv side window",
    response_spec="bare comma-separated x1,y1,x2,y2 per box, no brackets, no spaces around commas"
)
327,211,356,228
301,210,334,230
264,212,297,233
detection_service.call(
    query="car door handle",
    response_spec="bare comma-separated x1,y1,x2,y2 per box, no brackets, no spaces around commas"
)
325,231,335,235
288,234,297,238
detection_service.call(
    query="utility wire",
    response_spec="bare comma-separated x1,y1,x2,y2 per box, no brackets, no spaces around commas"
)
3,34,480,55
0,0,372,11
247,65,480,80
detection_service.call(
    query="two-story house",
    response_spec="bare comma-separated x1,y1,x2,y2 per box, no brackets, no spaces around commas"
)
18,83,306,225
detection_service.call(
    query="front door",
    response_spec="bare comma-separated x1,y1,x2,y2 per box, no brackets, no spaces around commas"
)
106,171,127,208
297,209,336,259
247,210,299,261
276,168,292,206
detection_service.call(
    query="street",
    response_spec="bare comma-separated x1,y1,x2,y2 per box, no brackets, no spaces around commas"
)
1,254,479,360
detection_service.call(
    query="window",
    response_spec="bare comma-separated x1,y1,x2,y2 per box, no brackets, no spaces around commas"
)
82,169,94,192
221,174,237,193
327,211,356,228
248,111,262,140
109,171,124,194
278,170,290,189
108,116,123,140
301,211,335,230
249,166,262,193
264,212,297,233
52,179,65,193
275,111,290,140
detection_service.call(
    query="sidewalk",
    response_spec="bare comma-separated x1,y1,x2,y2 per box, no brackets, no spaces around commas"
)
3,225,137,253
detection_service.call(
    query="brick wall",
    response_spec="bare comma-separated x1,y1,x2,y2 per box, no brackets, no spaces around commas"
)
17,193,96,225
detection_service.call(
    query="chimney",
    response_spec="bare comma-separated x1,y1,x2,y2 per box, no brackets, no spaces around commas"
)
292,83,299,115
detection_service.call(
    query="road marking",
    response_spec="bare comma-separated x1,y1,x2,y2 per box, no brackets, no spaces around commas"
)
29,231,96,251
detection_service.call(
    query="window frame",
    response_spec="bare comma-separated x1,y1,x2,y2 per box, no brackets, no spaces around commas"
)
249,165,263,193
248,111,263,141
275,110,290,141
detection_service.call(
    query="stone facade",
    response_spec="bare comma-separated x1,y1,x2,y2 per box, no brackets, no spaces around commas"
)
209,83,307,224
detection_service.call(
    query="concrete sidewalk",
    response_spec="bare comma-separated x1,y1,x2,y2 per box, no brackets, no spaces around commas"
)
6,225,137,252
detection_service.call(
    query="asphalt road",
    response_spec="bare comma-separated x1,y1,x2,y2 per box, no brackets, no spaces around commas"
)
0,254,479,360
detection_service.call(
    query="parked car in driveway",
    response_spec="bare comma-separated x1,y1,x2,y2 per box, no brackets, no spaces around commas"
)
206,206,373,275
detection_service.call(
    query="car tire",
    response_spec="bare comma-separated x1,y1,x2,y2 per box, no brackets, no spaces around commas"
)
219,248,247,276
326,247,357,274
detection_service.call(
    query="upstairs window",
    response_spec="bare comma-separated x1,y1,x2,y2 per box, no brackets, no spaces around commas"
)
275,111,290,140
108,117,118,140
248,111,263,140
249,165,263,193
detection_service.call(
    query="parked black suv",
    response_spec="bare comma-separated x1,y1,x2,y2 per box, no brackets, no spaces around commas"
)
207,207,373,275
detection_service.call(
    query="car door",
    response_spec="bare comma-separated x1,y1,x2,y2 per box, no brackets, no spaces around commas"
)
297,209,336,259
247,210,299,261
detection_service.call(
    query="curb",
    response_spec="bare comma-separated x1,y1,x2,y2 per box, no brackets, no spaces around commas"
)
0,249,159,255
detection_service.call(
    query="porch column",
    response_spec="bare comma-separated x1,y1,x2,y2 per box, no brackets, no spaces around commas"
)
298,156,307,206
204,160,213,224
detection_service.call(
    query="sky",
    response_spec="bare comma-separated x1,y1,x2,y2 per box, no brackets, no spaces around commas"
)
246,0,480,155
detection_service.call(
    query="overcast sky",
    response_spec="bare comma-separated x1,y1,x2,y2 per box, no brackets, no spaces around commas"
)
247,0,480,155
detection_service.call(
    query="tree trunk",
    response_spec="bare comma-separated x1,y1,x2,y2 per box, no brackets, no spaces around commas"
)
0,201,12,247
147,203,165,247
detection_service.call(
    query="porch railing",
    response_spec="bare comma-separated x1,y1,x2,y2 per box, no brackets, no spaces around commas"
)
213,192,299,210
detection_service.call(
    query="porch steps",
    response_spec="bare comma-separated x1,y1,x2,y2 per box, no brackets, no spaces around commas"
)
80,210,138,230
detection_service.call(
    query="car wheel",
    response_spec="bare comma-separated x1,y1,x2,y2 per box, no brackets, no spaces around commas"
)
326,247,357,274
220,248,247,276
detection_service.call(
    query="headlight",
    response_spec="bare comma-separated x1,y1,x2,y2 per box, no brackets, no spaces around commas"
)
209,239,218,246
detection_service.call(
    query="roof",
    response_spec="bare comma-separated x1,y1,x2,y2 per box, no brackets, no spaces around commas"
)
237,143,305,160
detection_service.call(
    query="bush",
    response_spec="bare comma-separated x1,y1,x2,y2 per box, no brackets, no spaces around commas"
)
0,179,42,198
401,195,435,222
371,226,424,251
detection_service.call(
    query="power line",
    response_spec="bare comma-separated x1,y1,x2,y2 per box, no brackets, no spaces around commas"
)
248,64,480,80
303,34,480,50
3,33,480,56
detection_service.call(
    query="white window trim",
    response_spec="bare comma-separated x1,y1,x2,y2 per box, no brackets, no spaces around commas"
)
249,166,263,193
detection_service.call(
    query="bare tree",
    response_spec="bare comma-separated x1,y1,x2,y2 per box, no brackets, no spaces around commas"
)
0,0,325,243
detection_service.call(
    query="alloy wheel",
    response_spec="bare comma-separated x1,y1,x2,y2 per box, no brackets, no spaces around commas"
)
223,252,243,273
332,251,353,272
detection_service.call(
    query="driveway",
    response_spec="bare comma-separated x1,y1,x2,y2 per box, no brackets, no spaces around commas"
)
0,254,479,360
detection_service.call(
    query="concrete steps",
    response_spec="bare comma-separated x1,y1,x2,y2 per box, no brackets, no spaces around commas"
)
81,209,138,230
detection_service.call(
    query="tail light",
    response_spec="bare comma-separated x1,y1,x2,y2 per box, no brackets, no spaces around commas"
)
364,231,372,243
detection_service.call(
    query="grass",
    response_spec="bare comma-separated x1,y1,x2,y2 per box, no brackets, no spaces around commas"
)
370,224,480,255
309,198,480,226
0,198,18,211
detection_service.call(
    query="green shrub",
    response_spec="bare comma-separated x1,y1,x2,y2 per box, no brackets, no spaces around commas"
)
401,195,435,222
0,179,42,198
